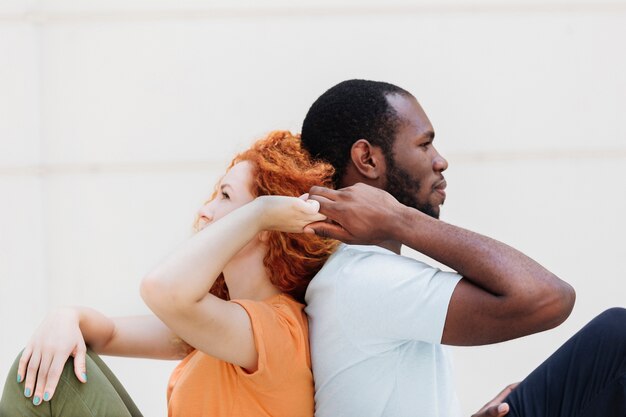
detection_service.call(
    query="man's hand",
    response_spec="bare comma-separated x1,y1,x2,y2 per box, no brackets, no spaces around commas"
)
471,383,519,417
306,183,402,244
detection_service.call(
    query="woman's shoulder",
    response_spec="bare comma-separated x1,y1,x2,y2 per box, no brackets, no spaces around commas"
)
231,294,311,377
262,294,307,327
233,294,307,330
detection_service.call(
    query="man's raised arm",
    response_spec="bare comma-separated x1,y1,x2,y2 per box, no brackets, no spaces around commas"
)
307,183,575,346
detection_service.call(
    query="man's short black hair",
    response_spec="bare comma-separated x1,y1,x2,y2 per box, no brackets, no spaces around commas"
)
301,79,411,186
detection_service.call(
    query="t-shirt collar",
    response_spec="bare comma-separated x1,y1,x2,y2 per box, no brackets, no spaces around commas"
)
340,243,396,255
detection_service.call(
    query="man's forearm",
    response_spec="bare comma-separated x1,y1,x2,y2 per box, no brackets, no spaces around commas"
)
393,205,575,319
392,205,563,297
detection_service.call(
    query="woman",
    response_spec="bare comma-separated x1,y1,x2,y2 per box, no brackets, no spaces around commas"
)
0,131,337,417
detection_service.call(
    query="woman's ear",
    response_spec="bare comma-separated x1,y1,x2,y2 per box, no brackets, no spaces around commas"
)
350,139,386,180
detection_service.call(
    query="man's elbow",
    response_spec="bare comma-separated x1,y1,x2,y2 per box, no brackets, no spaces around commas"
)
553,280,576,325
535,278,576,331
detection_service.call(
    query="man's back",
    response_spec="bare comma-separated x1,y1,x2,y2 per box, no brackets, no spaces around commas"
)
305,244,462,417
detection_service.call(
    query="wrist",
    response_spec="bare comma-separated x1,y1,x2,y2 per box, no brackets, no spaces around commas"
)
63,306,83,328
389,203,428,243
247,198,269,232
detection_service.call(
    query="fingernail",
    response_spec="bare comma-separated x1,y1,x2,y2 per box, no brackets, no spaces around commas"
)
24,387,31,397
498,403,508,412
16,374,22,383
33,396,41,406
44,392,50,401
82,372,87,382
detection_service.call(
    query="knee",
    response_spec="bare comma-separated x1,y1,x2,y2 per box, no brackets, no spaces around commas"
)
591,307,626,341
596,307,626,324
8,349,24,374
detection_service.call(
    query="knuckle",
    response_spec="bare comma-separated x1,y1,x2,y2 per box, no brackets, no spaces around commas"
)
47,368,60,381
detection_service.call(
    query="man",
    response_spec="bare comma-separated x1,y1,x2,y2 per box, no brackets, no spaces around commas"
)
301,79,626,417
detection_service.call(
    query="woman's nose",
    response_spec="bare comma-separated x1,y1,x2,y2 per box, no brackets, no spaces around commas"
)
197,202,215,223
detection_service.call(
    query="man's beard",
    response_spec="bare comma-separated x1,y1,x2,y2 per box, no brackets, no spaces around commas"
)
385,158,440,219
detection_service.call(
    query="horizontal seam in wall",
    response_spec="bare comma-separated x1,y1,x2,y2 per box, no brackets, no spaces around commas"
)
1,149,625,177
1,4,626,23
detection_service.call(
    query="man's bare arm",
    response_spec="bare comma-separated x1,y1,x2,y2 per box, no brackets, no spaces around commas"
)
307,183,575,345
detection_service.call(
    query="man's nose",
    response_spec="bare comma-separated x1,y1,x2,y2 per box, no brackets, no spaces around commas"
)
433,150,448,173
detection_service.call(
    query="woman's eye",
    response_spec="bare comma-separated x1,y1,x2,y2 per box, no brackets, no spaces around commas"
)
221,192,230,199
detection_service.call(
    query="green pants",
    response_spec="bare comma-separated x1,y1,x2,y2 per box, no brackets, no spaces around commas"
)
0,350,144,417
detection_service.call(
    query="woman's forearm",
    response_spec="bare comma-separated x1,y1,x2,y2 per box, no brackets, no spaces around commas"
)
141,201,264,307
73,307,116,351
76,307,191,359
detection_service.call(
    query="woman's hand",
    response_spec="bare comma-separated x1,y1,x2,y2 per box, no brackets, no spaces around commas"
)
18,308,87,405
255,194,326,233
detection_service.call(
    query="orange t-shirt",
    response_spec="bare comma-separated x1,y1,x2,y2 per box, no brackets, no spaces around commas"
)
166,294,314,417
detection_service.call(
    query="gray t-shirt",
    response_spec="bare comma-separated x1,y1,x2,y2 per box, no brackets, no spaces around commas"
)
305,244,463,417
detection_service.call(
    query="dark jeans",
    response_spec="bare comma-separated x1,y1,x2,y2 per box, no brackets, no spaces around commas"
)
0,349,143,417
505,308,626,417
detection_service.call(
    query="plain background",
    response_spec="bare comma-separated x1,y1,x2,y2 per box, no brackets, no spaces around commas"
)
1,0,625,415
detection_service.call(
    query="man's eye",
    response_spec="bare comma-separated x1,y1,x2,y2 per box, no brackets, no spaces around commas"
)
420,142,431,148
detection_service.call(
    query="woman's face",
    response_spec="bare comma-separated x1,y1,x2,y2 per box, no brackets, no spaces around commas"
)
196,161,255,231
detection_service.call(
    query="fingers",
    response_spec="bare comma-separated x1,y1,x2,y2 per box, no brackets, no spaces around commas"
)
17,346,32,385
492,383,519,403
506,382,520,391
23,349,41,399
73,344,88,383
308,222,353,242
309,186,338,201
33,352,52,406
307,194,338,217
42,354,71,402
300,198,320,214
492,403,510,416
294,199,328,226
473,403,510,417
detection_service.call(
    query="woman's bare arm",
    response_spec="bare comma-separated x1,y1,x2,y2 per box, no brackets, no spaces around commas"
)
78,308,192,359
18,307,190,406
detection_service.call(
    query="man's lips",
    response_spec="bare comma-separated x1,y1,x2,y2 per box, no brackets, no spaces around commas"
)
433,179,447,199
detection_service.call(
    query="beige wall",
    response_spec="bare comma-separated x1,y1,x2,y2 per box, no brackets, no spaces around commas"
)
1,1,625,415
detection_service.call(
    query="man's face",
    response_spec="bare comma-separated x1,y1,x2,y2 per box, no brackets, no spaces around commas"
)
383,94,448,219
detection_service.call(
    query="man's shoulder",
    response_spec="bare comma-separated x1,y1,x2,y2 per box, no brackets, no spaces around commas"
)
334,244,402,262
311,244,436,288
317,244,402,274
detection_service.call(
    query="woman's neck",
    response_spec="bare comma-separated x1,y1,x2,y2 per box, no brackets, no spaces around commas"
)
223,245,280,301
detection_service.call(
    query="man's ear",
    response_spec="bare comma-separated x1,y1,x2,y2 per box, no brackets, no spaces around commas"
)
350,139,386,180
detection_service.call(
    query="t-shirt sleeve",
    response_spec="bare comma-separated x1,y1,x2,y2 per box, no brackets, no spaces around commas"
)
338,250,462,347
229,298,310,390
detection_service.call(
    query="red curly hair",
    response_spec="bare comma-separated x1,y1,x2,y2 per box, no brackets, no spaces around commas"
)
195,130,338,303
